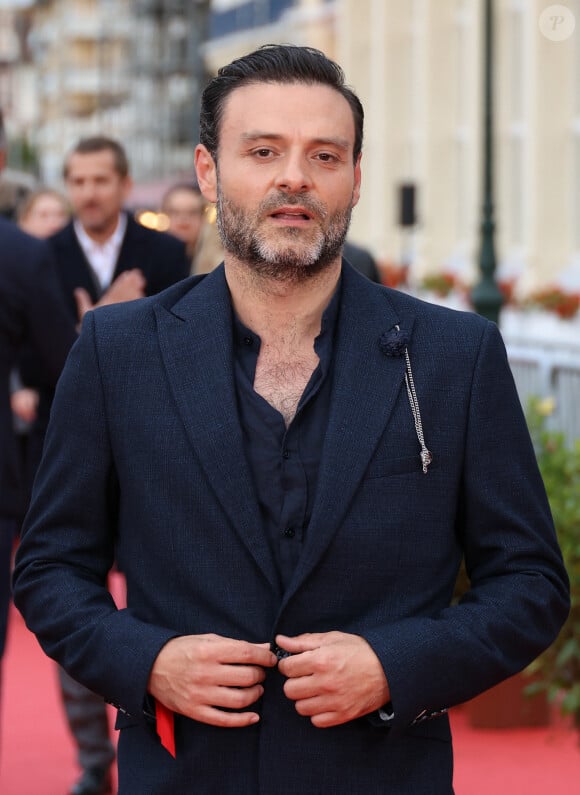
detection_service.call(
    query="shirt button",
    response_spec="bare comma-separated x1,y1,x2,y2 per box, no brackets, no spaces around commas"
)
243,336,253,346
283,527,295,539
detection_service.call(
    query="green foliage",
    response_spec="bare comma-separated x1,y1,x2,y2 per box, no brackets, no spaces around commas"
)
525,397,580,728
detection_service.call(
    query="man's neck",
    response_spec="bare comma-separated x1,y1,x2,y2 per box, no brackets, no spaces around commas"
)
76,213,123,246
224,256,342,349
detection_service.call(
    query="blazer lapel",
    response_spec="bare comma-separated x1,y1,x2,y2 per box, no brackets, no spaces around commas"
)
155,268,280,592
282,266,415,604
113,214,140,277
60,223,102,302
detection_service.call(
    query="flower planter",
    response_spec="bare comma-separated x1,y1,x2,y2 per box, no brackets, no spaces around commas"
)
500,307,580,349
465,672,550,729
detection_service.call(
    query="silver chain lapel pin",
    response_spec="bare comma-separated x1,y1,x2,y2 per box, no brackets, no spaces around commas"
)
399,327,433,474
379,324,433,473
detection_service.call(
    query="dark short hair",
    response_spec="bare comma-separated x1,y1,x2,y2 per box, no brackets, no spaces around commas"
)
63,136,130,179
200,44,364,164
161,182,203,210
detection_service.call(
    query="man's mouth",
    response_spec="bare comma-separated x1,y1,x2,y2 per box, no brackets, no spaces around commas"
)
269,207,314,221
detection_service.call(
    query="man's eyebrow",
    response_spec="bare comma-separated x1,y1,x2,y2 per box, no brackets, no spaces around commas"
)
240,131,351,151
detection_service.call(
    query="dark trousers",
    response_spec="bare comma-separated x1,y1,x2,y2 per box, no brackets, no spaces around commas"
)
58,666,116,772
0,517,16,661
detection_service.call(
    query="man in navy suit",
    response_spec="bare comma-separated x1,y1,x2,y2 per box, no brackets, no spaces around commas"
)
0,111,76,732
30,136,190,795
14,46,569,794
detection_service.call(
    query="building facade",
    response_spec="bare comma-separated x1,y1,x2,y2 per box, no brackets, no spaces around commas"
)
204,0,580,293
0,0,578,292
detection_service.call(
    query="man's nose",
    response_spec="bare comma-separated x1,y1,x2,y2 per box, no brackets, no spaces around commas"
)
76,182,97,200
274,154,312,193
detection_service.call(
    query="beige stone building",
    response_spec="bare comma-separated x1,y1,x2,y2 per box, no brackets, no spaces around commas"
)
28,0,134,182
205,0,580,294
350,0,579,294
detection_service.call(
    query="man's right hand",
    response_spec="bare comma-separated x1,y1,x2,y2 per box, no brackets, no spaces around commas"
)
75,269,147,322
147,634,277,727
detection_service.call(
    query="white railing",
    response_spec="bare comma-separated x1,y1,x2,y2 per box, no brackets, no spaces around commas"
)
413,294,580,444
501,308,580,444
506,344,580,443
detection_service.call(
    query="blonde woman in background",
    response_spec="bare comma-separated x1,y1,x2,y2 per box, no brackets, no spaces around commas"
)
160,182,223,275
17,187,70,239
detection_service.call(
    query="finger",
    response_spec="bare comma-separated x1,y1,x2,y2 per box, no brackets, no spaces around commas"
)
292,695,330,718
290,696,350,727
283,675,319,702
310,711,341,728
194,705,261,728
219,664,268,688
74,287,93,320
204,683,265,711
275,633,326,654
278,648,320,678
216,641,277,668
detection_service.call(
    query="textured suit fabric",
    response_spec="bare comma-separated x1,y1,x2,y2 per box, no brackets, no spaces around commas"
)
14,263,569,794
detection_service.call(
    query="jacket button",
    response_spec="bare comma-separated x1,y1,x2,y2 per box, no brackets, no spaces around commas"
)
283,527,295,538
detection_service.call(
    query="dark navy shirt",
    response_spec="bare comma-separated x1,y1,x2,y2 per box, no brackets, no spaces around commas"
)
232,283,341,591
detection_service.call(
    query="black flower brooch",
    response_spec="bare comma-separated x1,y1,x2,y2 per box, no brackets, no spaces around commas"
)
378,328,410,357
379,325,433,474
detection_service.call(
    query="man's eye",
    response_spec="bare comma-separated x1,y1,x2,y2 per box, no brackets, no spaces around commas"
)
316,153,338,163
254,148,273,158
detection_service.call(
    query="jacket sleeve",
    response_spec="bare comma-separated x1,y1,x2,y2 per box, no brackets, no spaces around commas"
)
12,310,176,719
362,321,570,732
20,241,77,386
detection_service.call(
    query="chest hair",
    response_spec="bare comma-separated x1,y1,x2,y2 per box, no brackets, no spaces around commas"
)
253,346,320,427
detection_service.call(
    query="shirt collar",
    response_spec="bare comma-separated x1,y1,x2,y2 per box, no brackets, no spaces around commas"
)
74,211,127,257
232,276,342,361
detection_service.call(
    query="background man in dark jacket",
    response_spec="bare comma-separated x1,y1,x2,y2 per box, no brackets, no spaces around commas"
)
0,110,76,740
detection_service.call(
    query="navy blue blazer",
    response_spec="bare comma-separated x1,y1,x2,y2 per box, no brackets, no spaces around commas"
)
0,218,75,518
13,263,569,794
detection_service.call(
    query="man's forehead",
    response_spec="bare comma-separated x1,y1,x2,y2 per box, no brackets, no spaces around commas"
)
220,81,356,145
67,150,118,175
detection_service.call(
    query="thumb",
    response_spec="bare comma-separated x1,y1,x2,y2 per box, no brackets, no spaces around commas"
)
74,287,93,321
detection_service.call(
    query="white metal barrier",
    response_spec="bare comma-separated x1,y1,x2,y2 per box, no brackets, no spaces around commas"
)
506,343,580,444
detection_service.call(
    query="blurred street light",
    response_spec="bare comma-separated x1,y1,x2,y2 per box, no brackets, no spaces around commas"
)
471,0,504,324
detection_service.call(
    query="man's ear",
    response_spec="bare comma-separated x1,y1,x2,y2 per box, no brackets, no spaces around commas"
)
0,149,6,173
195,144,217,203
351,153,362,209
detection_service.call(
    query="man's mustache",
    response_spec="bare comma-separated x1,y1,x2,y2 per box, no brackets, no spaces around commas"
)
260,192,327,219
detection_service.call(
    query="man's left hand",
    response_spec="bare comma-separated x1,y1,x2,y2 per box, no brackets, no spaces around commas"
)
276,631,390,728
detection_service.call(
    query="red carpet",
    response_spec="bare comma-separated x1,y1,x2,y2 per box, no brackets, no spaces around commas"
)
1,603,578,794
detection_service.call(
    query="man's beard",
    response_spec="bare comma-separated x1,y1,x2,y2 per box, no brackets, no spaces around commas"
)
216,186,352,283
